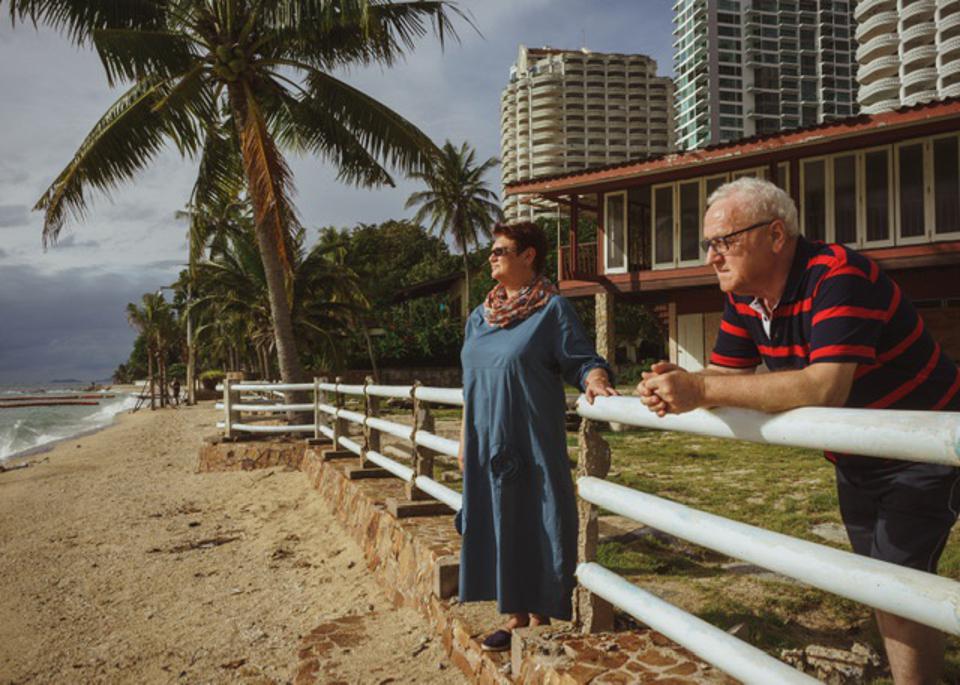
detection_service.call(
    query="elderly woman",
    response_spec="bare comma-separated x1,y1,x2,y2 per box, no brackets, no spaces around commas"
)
457,221,617,652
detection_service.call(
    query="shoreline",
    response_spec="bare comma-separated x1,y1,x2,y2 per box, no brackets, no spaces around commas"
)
0,401,461,683
0,389,140,465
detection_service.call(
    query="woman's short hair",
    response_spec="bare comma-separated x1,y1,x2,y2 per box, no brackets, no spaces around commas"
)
707,177,800,237
493,221,548,274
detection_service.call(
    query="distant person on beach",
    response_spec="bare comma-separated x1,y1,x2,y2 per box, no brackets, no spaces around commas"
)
457,221,617,652
171,379,181,406
637,178,960,684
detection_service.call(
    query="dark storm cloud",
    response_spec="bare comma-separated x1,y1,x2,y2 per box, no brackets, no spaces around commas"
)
0,263,181,384
0,204,28,228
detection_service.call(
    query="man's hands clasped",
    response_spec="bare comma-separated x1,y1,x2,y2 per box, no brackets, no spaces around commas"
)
636,361,705,416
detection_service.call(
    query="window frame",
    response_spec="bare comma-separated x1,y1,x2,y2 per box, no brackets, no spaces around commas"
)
860,144,896,249
651,182,676,270
800,155,831,242
930,133,960,242
894,139,932,246
603,190,629,274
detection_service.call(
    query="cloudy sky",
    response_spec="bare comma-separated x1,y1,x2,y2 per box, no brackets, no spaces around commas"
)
0,1,674,384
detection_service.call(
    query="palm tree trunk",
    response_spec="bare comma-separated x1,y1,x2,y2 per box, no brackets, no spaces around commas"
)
159,353,166,408
461,251,471,311
361,322,379,383
228,85,305,388
148,353,155,411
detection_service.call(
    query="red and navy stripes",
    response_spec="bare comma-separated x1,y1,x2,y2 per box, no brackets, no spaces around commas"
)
711,238,960,415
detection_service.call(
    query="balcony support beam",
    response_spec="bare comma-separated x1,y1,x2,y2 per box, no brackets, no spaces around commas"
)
570,194,580,279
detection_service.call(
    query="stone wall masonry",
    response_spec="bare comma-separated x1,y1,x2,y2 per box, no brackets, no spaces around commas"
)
197,436,306,472
200,439,732,683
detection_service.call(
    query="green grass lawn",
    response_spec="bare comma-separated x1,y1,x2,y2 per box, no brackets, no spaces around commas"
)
592,426,960,682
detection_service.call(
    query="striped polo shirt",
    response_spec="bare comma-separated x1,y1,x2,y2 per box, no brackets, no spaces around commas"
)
711,237,960,462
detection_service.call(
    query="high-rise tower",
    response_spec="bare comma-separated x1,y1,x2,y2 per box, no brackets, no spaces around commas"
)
673,0,859,150
855,0,960,114
500,45,676,221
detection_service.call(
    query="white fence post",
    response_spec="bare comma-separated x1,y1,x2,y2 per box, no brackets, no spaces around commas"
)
223,378,233,439
313,376,321,440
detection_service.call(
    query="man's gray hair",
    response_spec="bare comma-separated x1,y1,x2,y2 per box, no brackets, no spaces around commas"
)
707,177,800,237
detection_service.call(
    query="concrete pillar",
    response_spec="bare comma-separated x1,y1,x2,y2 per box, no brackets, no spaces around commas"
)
595,291,616,368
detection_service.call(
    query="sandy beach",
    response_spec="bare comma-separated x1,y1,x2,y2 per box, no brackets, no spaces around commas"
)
0,402,464,684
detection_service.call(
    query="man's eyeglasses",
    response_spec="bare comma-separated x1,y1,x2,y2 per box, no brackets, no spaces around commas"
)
490,246,518,257
700,219,774,255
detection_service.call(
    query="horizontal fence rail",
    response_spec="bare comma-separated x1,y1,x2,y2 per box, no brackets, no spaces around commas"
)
217,379,960,683
578,476,960,635
576,563,819,684
577,396,960,467
219,378,462,512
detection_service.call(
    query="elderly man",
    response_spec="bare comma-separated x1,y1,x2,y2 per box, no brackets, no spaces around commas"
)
639,177,960,684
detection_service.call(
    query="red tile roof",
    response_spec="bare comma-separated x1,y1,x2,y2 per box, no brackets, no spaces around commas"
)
506,98,960,195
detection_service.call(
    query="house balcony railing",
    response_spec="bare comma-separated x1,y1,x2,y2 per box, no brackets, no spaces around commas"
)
559,242,598,280
559,239,649,281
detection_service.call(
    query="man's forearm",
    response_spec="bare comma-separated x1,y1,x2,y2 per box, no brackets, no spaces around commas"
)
699,368,840,413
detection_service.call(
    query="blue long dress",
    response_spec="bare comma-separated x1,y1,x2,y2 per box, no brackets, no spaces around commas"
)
458,295,612,620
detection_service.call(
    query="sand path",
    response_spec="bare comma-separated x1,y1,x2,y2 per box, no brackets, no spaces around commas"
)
0,403,464,684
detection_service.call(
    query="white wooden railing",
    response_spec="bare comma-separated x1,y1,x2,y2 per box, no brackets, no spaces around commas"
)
216,379,960,685
217,378,463,511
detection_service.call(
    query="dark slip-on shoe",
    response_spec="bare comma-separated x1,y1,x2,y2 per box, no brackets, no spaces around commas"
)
480,629,512,652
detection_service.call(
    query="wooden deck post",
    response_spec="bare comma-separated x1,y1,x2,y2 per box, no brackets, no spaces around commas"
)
333,376,347,446
361,375,379,468
386,381,450,517
574,417,614,633
406,381,434,501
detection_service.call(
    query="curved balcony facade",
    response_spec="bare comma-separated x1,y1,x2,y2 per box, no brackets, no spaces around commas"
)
900,0,936,28
857,0,960,114
857,34,900,63
859,10,899,41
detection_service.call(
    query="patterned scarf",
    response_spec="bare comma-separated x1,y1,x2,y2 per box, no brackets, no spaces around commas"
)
483,275,559,328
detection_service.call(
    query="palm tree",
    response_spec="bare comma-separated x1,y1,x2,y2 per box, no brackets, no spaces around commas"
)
126,293,178,409
405,140,501,307
189,221,367,377
9,0,467,392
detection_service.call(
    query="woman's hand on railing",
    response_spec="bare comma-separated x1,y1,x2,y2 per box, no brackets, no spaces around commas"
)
584,368,619,404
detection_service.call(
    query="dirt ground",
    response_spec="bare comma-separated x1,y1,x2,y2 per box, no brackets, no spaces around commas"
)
0,402,464,684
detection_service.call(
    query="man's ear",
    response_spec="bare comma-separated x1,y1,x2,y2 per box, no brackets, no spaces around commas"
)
770,219,788,252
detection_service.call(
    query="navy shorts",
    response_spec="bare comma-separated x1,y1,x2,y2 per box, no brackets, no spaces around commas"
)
835,459,960,572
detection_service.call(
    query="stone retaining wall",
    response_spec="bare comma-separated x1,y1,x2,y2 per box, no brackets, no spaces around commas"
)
201,439,731,684
197,437,306,472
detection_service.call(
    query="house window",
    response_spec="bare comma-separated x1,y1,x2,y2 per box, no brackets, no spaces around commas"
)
654,186,674,266
679,181,701,263
864,149,891,244
933,136,960,236
705,174,729,201
802,159,827,241
833,154,857,245
897,142,926,240
604,191,628,273
774,162,790,193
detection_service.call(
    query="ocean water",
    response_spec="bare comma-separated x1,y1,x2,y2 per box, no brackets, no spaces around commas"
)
0,387,138,462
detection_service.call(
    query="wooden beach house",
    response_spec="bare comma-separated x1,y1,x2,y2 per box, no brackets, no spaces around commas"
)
505,98,960,370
